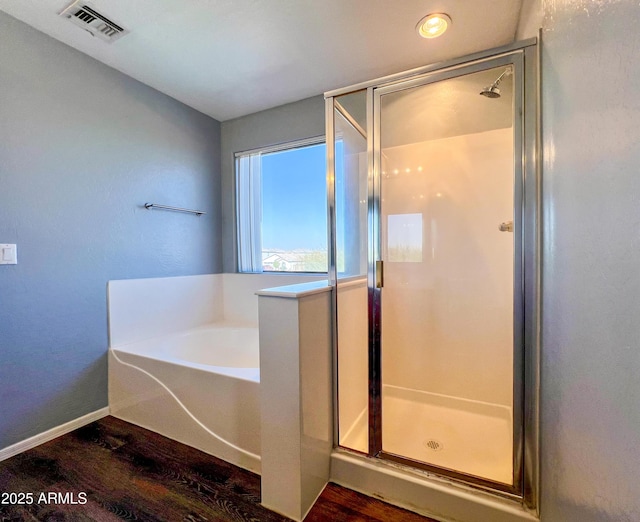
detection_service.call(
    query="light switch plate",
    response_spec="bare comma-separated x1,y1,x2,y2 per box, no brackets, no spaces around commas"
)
0,244,17,265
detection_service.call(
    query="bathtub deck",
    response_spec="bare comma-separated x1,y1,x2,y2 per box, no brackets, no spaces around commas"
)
0,416,436,522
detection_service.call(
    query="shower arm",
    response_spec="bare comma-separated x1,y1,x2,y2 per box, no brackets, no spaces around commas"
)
491,70,509,89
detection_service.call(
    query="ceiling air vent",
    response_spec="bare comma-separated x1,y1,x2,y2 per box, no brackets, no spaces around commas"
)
59,1,128,43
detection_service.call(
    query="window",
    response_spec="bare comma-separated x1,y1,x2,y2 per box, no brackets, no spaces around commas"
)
236,139,327,273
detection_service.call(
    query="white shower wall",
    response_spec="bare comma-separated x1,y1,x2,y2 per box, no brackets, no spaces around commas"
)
381,127,514,407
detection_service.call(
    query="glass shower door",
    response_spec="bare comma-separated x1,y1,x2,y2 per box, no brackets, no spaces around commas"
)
374,63,520,487
332,90,369,454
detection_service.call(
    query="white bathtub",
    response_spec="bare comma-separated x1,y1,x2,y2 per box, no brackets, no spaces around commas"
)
116,325,260,381
107,273,326,474
109,324,262,472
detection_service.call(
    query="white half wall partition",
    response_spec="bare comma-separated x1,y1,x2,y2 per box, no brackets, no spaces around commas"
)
258,281,333,521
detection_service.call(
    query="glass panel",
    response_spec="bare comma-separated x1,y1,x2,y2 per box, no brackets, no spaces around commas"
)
261,144,327,271
334,90,369,453
236,142,327,272
379,66,515,484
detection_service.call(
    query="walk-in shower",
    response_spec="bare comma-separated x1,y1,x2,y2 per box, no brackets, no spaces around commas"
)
326,41,539,509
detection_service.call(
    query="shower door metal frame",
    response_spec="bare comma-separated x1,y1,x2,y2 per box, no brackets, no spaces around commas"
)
326,38,539,512
371,50,525,497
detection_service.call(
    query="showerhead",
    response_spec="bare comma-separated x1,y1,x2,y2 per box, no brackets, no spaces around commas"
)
480,68,511,99
480,85,501,98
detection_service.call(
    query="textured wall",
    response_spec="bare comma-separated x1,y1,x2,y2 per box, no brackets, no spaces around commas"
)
0,12,221,450
220,96,326,272
541,1,640,520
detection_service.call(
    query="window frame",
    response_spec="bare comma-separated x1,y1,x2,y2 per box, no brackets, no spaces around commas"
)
234,136,328,274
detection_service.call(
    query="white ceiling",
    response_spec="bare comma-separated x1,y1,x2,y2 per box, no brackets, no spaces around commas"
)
0,0,524,121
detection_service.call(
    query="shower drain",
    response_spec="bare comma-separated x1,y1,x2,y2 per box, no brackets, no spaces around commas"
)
423,438,444,452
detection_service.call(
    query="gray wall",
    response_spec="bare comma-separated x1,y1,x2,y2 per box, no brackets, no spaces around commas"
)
541,1,640,520
0,12,221,450
220,96,326,272
5,2,640,519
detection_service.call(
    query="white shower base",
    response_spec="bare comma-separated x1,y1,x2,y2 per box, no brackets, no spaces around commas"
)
341,385,512,485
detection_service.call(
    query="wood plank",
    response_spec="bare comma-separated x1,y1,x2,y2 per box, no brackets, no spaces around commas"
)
0,416,437,521
307,483,438,522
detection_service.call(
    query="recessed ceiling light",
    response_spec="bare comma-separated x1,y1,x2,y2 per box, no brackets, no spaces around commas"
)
416,13,451,39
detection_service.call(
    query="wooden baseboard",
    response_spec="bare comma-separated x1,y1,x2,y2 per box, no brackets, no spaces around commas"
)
0,407,110,462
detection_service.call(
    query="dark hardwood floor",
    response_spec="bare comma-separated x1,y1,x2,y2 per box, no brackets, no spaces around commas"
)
0,417,437,521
